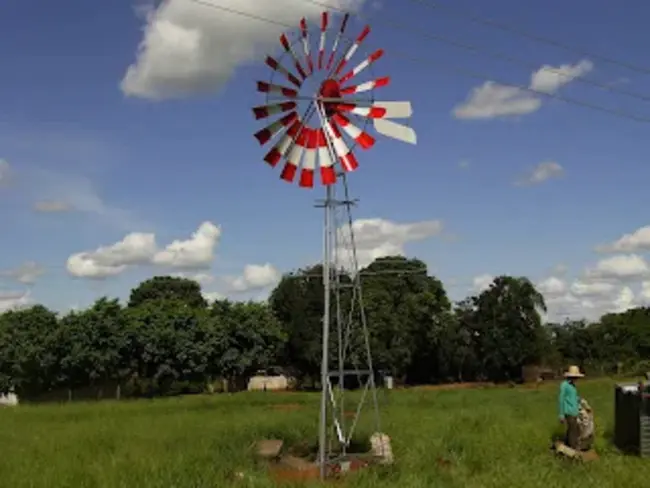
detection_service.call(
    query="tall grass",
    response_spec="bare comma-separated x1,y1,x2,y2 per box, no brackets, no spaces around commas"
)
0,378,645,487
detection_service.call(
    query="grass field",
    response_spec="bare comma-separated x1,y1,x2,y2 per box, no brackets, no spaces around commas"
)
0,378,646,487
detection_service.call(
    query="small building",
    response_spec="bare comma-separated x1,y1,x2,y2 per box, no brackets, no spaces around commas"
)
0,392,19,407
247,367,295,391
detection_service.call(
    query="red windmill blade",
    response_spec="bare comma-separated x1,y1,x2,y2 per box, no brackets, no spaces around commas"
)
252,12,417,189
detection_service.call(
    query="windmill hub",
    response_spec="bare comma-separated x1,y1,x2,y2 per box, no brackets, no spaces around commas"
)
319,78,341,116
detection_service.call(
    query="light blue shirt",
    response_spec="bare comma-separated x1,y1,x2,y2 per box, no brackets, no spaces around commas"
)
558,379,580,419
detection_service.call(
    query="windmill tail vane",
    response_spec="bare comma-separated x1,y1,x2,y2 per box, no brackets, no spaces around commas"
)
252,11,417,189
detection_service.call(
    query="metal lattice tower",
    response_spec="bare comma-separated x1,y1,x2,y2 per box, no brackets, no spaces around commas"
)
250,10,416,479
316,170,382,475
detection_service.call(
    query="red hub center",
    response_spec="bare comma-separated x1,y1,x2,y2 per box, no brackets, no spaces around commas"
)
319,79,341,116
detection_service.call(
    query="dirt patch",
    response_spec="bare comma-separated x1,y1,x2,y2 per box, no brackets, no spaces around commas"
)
271,403,303,412
269,464,320,483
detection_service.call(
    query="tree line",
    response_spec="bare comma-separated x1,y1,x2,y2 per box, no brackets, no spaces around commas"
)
1,256,648,400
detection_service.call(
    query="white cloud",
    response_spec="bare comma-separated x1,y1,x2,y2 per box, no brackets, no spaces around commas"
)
121,0,365,100
66,221,221,279
638,281,650,303
586,254,649,281
0,291,31,312
540,279,625,322
570,279,616,297
453,82,541,119
458,159,470,169
541,266,649,322
530,60,593,94
33,200,72,213
174,272,215,285
537,276,566,297
596,225,650,253
152,222,221,269
472,274,494,293
338,218,444,268
227,263,282,293
0,262,45,285
515,161,564,186
612,286,635,313
453,60,592,120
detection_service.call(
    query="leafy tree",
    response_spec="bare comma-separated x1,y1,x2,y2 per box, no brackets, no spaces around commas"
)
211,300,287,383
128,276,207,309
56,298,126,393
122,299,212,394
469,276,547,381
360,256,451,383
269,265,330,380
0,305,59,396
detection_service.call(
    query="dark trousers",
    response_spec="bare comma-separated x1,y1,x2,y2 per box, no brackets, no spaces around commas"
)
565,415,580,449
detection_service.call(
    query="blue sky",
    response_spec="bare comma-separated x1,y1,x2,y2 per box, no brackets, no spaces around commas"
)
2,0,650,320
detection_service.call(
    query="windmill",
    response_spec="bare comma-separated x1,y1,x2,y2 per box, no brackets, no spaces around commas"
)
251,10,416,478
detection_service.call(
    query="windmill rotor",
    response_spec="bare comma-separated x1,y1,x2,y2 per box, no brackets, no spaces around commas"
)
252,11,417,189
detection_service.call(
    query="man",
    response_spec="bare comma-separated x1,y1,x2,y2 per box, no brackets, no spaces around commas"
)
558,365,584,450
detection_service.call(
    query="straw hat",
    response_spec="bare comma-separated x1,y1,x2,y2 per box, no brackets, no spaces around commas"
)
564,365,585,378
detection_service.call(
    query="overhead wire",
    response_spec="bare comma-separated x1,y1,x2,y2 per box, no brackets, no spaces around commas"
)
186,0,650,124
300,0,650,103
406,0,650,76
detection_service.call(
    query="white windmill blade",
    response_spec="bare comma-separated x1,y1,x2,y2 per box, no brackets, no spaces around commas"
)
373,119,417,145
314,98,412,119
372,101,412,119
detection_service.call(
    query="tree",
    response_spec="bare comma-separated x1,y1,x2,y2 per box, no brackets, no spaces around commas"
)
122,299,212,394
469,276,547,381
128,276,207,309
360,256,451,383
269,265,330,381
0,305,59,396
211,300,287,384
56,298,126,393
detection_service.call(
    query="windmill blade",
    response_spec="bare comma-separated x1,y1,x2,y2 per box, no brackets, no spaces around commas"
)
252,101,297,120
340,76,390,95
279,33,308,80
254,112,299,145
327,13,349,70
373,119,417,144
257,81,298,98
325,100,412,119
316,128,337,185
299,128,318,188
338,49,384,85
280,129,307,183
265,56,302,88
373,101,413,119
331,113,375,150
318,12,328,70
263,120,302,167
334,103,386,118
299,18,314,75
323,116,359,172
335,25,370,76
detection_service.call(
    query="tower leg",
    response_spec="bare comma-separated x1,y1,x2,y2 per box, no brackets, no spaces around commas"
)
318,183,334,480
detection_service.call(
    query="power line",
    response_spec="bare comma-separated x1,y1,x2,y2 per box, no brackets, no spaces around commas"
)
300,0,650,103
407,0,650,76
187,0,650,124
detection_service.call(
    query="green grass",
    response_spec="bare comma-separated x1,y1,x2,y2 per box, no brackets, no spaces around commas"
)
0,378,646,487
